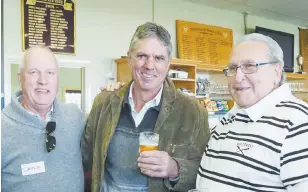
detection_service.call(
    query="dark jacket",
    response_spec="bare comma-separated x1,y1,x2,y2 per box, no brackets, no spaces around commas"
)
81,78,210,192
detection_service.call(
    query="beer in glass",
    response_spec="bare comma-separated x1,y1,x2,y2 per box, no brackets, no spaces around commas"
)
139,132,159,152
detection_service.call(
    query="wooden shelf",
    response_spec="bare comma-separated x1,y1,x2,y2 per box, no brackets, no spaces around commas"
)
170,78,195,82
286,73,308,80
292,90,308,93
208,111,228,115
197,68,223,73
196,62,225,74
195,95,207,98
114,57,128,64
170,58,201,66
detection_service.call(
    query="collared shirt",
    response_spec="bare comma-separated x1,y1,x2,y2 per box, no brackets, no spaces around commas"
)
197,83,308,192
128,82,180,183
128,82,163,127
228,83,293,121
18,96,54,122
102,83,163,192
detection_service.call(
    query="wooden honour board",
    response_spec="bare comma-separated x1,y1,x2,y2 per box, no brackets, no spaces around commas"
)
176,20,233,67
21,0,76,55
299,28,308,72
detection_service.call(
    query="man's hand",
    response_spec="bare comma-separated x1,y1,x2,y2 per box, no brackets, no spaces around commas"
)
137,151,179,179
100,82,125,92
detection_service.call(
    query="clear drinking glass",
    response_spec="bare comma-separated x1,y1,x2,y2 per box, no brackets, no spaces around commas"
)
139,132,159,152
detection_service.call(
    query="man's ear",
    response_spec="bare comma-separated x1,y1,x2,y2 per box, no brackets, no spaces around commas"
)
274,64,283,84
127,51,132,68
18,73,22,85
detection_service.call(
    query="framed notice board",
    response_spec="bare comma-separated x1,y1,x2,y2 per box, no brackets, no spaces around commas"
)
21,0,76,55
176,20,233,67
299,28,308,73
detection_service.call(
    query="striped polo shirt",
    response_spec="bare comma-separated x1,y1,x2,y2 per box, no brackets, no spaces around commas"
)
196,83,308,192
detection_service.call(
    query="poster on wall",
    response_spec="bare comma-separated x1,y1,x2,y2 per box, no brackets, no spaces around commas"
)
299,28,308,73
176,20,233,68
21,0,75,55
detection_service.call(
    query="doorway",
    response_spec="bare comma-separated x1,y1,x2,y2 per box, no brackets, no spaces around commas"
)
10,64,85,111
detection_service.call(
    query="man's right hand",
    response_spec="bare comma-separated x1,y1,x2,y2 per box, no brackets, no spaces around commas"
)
100,82,125,92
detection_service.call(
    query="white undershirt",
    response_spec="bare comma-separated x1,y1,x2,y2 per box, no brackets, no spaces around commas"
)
128,82,163,127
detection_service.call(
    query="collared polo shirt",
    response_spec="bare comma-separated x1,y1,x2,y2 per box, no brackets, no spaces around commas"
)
18,96,53,122
197,83,308,191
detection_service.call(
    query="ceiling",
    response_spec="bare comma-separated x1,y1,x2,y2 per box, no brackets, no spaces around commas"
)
187,0,308,27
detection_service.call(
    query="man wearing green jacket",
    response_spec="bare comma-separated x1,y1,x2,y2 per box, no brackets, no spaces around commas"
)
81,22,210,192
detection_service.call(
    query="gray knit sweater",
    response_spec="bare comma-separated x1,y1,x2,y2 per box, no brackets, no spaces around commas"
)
1,91,87,192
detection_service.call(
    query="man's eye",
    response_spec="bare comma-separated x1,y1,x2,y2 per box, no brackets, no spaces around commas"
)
29,71,38,75
47,71,55,75
228,66,237,71
155,56,165,61
244,63,255,68
137,54,146,58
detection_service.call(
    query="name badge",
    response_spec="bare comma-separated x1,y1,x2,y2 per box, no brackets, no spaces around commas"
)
21,161,46,176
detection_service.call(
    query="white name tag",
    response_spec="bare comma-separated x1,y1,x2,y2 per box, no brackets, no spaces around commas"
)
21,161,46,176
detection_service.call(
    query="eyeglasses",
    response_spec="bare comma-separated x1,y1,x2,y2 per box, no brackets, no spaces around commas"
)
46,121,56,153
223,61,278,77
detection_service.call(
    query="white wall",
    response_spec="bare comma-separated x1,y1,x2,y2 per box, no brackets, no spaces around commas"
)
3,0,303,111
154,0,244,57
4,0,152,112
154,0,301,71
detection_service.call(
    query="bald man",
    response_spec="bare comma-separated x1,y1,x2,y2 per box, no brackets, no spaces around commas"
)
1,46,86,192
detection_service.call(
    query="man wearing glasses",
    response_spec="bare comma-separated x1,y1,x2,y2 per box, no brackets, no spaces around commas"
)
1,46,86,192
196,33,308,191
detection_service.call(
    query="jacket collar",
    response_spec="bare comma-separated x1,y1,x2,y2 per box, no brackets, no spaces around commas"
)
112,77,177,132
155,77,176,133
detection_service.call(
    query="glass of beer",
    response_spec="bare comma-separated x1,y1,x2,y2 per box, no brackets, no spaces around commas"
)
139,132,159,152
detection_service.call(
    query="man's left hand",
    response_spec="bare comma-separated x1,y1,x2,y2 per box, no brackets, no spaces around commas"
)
137,151,179,178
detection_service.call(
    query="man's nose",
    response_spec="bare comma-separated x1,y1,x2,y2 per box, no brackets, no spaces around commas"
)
144,56,155,70
37,73,48,84
234,67,245,83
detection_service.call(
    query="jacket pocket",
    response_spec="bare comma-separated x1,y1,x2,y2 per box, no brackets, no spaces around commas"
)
168,143,190,158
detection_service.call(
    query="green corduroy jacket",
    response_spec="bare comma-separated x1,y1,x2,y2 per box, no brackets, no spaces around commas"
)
81,78,210,192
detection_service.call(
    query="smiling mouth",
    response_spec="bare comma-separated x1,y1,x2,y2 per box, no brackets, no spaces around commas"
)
235,87,250,91
141,72,155,79
35,88,50,93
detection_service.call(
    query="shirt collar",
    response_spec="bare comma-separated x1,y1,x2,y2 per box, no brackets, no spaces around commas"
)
228,83,292,122
128,81,163,110
18,96,54,121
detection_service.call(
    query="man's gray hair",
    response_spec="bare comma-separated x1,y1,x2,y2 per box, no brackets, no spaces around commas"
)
18,45,57,73
235,33,286,85
128,22,173,59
